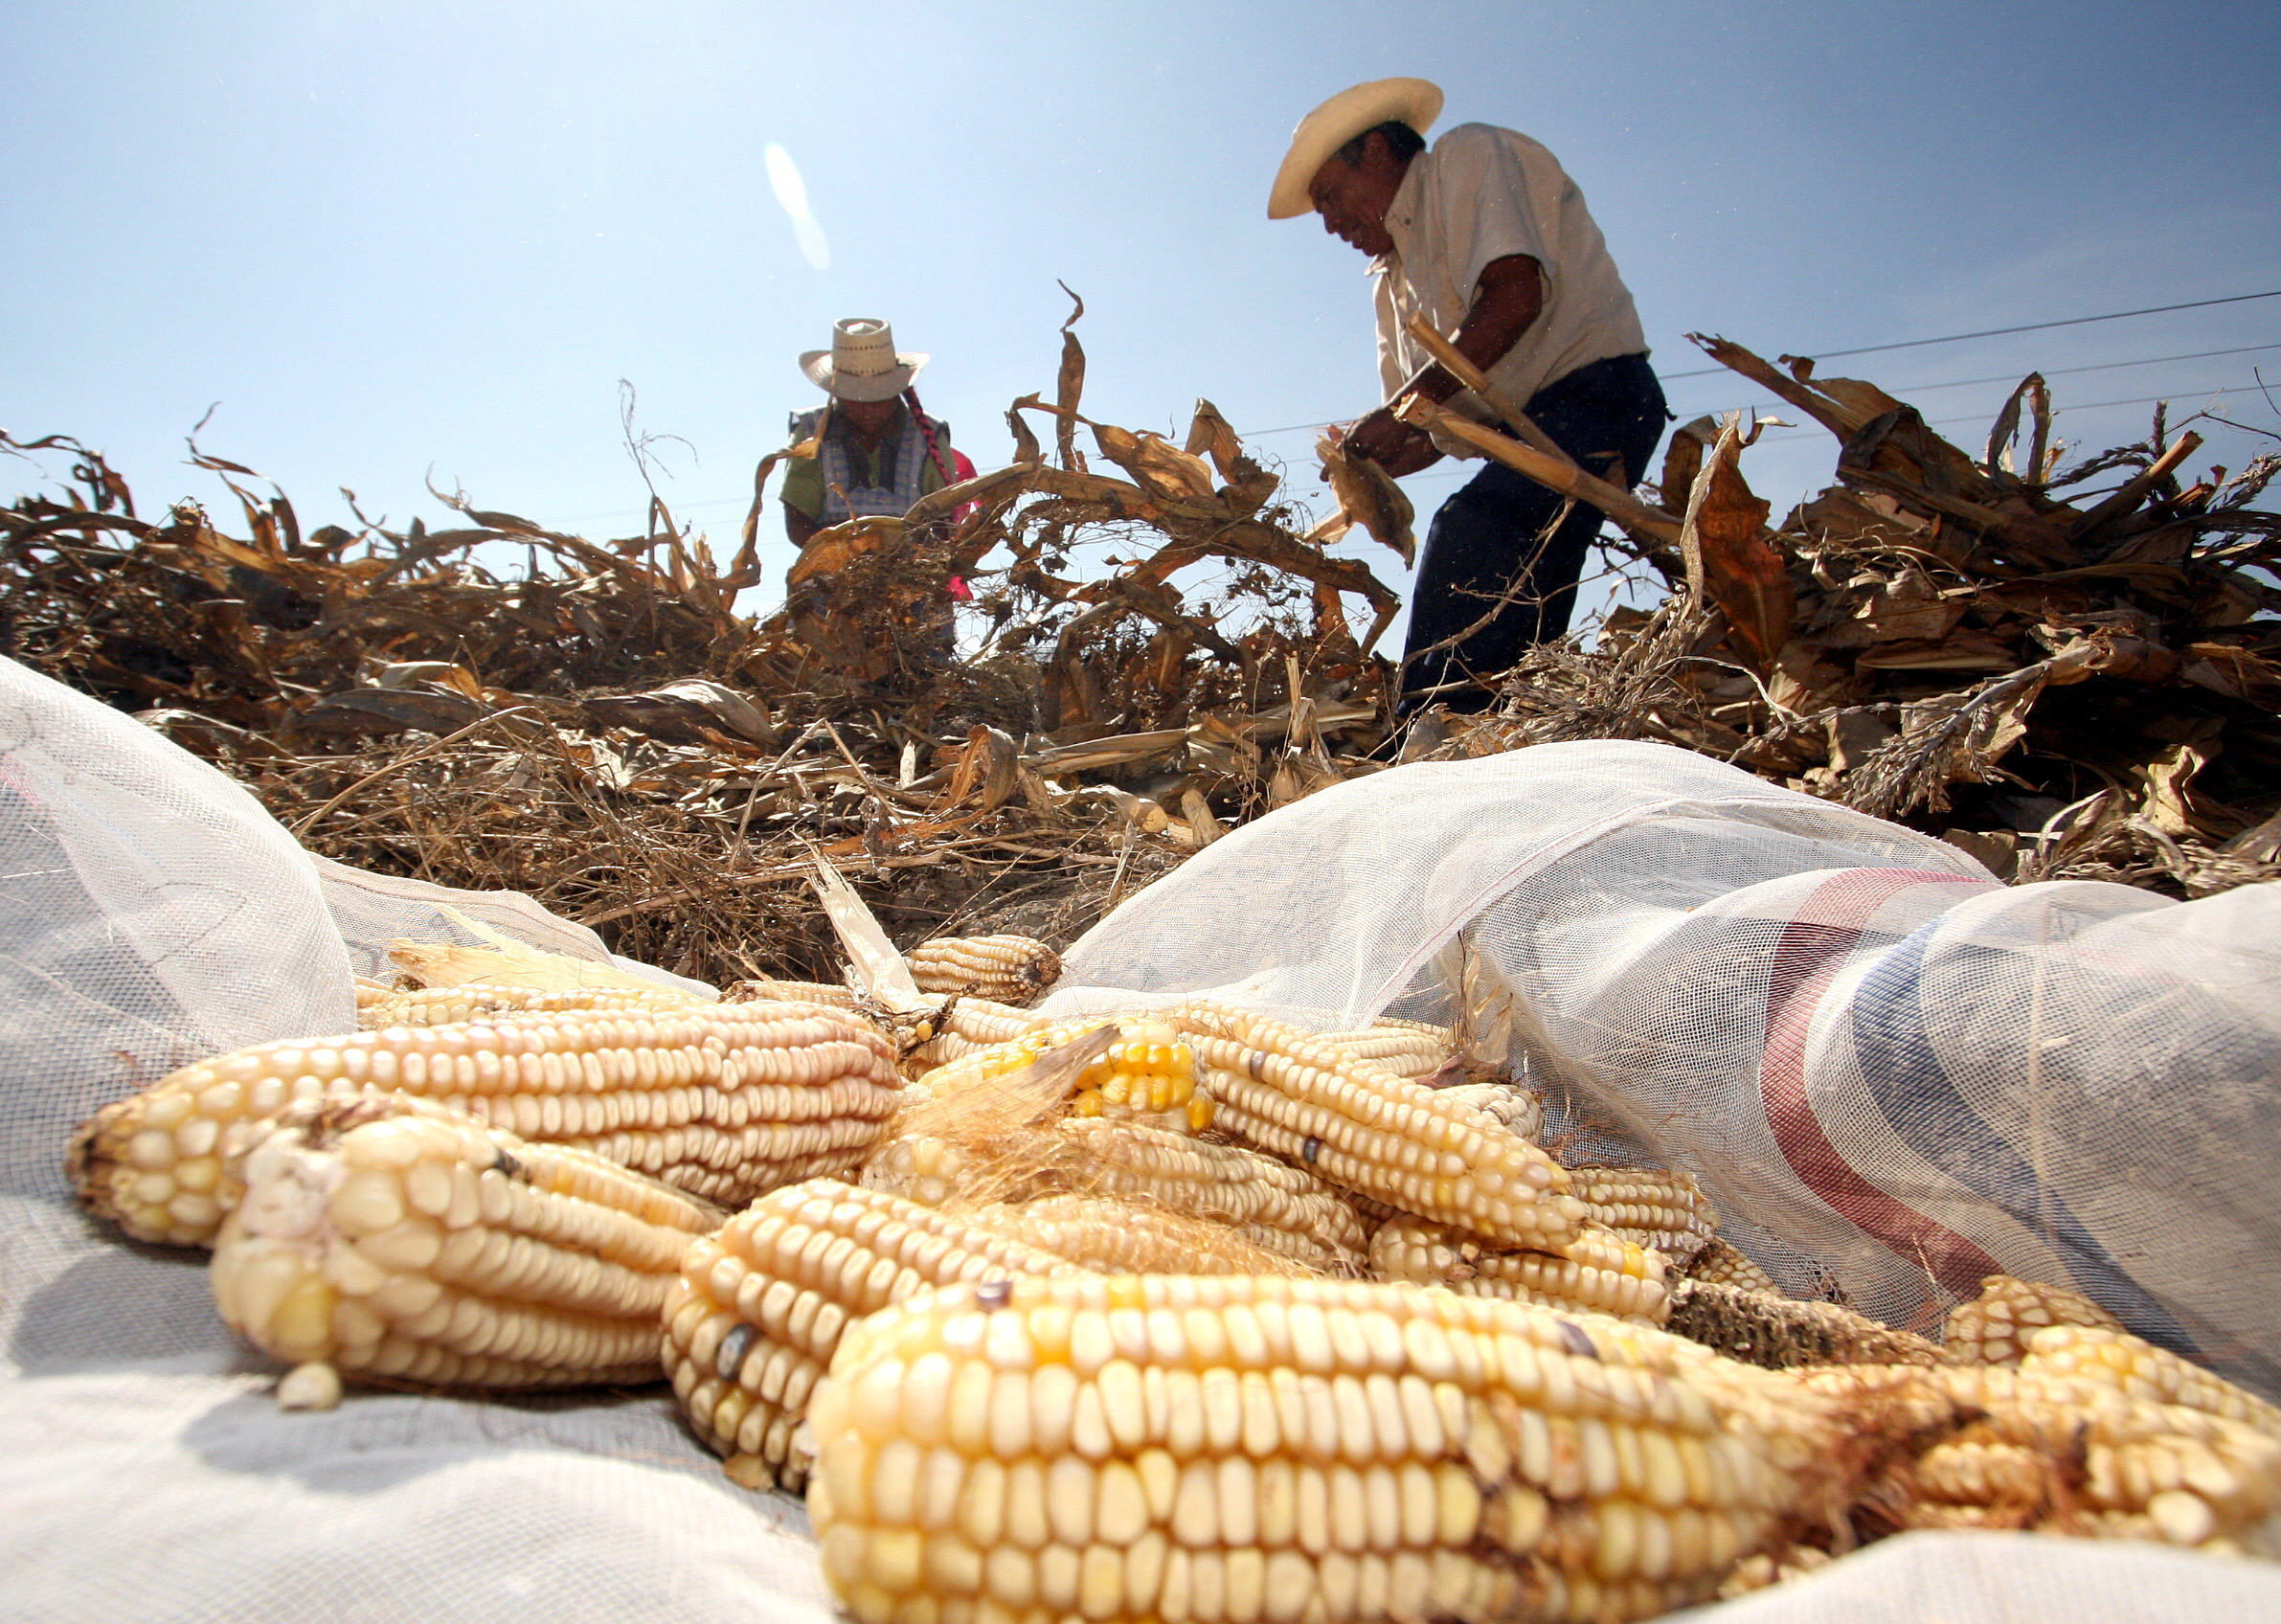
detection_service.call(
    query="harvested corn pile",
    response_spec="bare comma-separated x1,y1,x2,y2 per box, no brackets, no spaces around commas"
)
56,919,2281,1615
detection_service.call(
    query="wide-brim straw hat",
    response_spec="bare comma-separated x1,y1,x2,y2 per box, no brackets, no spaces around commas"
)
799,318,929,402
1266,77,1443,219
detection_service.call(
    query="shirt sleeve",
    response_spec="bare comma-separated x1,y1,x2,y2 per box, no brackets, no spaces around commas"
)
779,455,823,520
1431,125,1551,303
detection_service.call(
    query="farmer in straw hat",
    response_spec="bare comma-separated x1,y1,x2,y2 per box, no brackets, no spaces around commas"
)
1270,79,1668,715
780,317,971,549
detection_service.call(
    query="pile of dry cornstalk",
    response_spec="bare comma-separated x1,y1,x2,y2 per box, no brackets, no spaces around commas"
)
4,319,2273,985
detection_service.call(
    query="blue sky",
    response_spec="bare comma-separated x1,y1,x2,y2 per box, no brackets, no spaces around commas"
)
5,1,2276,634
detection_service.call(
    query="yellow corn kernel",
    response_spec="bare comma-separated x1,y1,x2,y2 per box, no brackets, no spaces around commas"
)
70,1001,903,1246
807,1274,1855,1624
915,1017,1208,1139
663,1180,1078,1490
211,1096,719,1397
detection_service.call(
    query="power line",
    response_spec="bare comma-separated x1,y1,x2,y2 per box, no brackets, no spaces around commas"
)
1657,287,2281,379
1755,385,2270,445
1241,289,2281,437
1665,341,2281,419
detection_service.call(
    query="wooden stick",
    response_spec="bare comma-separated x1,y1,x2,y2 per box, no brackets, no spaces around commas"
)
2066,431,2202,542
1401,316,1573,464
1391,395,1685,545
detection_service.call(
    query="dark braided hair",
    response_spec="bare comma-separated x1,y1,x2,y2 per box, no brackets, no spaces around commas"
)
901,387,957,486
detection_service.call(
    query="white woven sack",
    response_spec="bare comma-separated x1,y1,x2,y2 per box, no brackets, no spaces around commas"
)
1046,740,2281,1397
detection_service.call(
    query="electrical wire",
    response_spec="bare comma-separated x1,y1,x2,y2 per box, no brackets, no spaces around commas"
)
1240,288,2281,437
1658,288,2281,378
1664,341,2281,421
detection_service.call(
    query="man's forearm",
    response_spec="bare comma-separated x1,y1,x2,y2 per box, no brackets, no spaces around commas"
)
1400,254,1545,405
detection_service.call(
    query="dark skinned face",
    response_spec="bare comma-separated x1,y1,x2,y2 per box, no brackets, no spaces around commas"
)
834,396,901,441
1305,132,1410,259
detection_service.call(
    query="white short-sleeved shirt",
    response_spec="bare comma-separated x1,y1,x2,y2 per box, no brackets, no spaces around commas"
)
1372,123,1649,455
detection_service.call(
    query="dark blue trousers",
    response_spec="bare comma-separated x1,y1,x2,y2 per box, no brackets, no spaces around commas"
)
1398,351,1668,714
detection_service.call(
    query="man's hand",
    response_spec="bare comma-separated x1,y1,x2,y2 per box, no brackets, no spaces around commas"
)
1342,406,1441,476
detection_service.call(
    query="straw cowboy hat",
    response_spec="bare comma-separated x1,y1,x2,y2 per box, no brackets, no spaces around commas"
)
1266,77,1443,219
799,318,929,401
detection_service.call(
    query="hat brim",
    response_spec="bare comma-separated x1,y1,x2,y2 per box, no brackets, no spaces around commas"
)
1267,77,1443,220
799,350,929,401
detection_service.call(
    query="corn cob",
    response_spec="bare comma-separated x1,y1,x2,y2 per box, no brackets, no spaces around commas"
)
1311,1023,1454,1082
1562,1166,1716,1267
357,981,703,1030
806,1273,1853,1624
1943,1274,2125,1365
1665,1279,1949,1369
663,1180,1079,1491
2020,1325,2281,1437
1050,1118,1366,1274
1367,1217,1671,1326
979,1196,1316,1278
1434,1078,1547,1145
1803,1363,2281,1554
353,976,395,1014
1683,1239,1781,1298
1179,1003,1581,1252
724,977,863,1010
917,1017,1211,1136
70,1001,902,1247
212,1095,720,1397
907,934,1063,1005
861,1131,974,1209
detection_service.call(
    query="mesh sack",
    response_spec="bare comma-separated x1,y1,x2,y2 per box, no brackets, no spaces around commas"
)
0,657,819,1621
1046,740,2281,1398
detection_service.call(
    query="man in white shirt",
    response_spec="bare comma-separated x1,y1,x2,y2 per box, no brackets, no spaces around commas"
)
1270,79,1668,714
